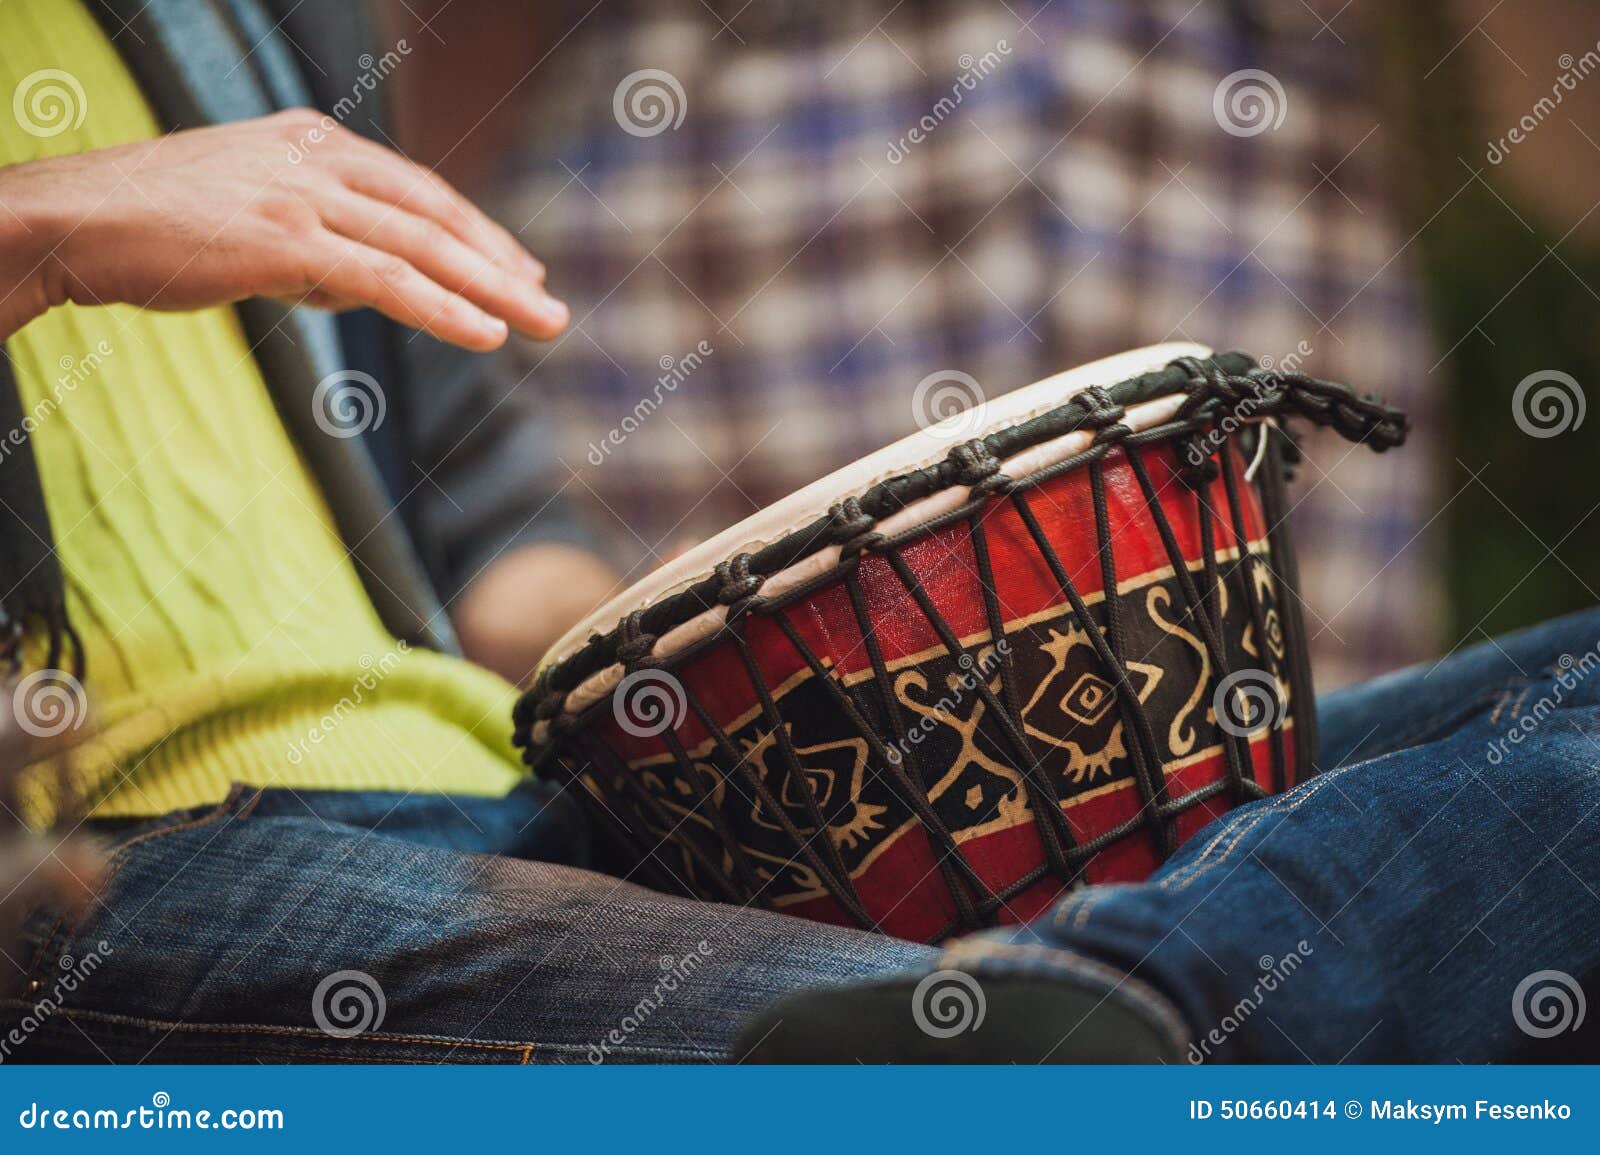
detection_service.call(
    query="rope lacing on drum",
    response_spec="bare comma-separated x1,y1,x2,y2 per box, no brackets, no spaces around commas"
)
1077,384,1127,431
1167,354,1408,453
512,670,571,759
828,496,882,557
713,553,763,618
615,609,658,668
949,438,1011,498
1169,360,1224,489
1078,384,1134,460
511,351,1391,935
518,353,1406,721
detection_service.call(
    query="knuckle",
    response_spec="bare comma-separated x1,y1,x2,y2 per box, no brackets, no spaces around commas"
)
290,251,330,295
370,254,413,289
258,194,319,236
415,170,459,208
413,217,453,251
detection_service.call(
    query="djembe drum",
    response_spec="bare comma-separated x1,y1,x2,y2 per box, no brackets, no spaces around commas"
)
515,344,1407,943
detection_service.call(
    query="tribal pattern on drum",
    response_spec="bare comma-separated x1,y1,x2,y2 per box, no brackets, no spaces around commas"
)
613,544,1289,935
518,354,1408,943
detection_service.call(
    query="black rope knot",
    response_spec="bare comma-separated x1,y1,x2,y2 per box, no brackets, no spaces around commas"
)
1163,353,1413,485
713,553,763,606
615,609,658,667
1169,355,1227,484
533,685,567,721
1077,385,1127,430
949,439,1002,486
828,497,874,541
1239,367,1291,406
1193,355,1408,454
1170,355,1226,419
973,471,1014,500
829,497,887,557
1171,355,1241,419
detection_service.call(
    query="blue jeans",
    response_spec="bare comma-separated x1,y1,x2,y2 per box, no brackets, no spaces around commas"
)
5,609,1598,1063
929,604,1600,1063
1,783,930,1063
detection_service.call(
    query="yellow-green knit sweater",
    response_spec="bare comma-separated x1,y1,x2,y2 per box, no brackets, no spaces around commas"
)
1,0,522,822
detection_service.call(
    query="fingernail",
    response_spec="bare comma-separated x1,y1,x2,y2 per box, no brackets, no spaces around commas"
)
535,294,569,326
479,314,509,340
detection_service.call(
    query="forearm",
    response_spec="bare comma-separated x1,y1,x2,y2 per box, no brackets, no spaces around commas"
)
0,164,61,342
453,543,619,687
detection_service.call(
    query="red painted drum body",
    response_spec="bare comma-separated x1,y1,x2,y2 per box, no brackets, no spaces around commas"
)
518,345,1407,944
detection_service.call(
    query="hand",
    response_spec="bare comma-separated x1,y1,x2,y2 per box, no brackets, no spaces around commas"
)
0,109,566,349
453,544,620,687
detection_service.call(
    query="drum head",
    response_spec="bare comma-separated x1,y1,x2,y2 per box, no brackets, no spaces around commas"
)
538,342,1214,678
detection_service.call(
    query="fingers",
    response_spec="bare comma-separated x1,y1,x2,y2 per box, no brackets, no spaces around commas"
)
324,131,548,285
317,190,567,340
305,237,510,352
270,117,566,349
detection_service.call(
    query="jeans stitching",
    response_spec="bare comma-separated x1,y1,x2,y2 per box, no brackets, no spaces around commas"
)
1159,760,1369,894
4,1002,722,1063
1051,883,1121,932
0,1001,537,1060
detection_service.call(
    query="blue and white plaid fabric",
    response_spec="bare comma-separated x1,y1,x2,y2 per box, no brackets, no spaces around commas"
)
496,0,1439,686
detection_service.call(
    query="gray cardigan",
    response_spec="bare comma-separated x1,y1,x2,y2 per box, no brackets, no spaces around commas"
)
0,0,590,663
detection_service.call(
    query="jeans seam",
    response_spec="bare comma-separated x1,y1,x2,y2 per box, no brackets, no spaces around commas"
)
0,1000,538,1061
1500,684,1534,724
2,1002,721,1063
1158,760,1368,894
1051,883,1124,932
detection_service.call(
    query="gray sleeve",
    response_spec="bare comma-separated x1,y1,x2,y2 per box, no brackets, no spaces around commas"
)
397,333,601,606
